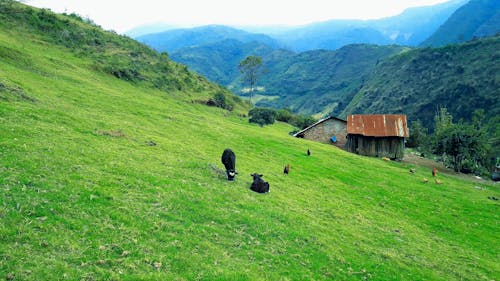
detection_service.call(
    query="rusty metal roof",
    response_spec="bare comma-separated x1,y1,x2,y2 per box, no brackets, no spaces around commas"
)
347,114,409,137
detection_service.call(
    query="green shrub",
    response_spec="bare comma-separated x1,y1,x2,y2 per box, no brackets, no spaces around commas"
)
206,92,233,111
432,109,490,174
293,115,316,129
249,107,276,126
407,120,428,148
275,108,317,130
276,108,294,123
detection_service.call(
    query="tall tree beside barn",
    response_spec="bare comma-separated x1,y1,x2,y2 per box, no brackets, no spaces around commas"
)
239,55,264,105
406,120,428,149
433,108,491,174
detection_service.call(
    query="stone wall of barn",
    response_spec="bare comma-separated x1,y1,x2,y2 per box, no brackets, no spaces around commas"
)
346,135,405,160
302,119,347,148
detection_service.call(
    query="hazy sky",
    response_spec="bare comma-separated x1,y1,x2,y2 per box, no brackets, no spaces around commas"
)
25,0,451,33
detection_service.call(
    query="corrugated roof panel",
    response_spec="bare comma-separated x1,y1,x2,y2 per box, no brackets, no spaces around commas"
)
347,114,409,137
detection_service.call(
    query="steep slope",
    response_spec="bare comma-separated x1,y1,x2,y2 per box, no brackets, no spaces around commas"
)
371,0,468,46
1,2,499,280
345,35,500,129
136,25,282,52
421,0,500,47
474,10,500,37
0,1,245,109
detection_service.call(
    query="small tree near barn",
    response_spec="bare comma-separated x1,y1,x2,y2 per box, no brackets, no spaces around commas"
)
249,107,276,127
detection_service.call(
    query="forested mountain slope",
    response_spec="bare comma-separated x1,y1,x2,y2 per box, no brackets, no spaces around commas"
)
345,35,500,129
171,41,407,118
255,44,409,117
421,0,500,47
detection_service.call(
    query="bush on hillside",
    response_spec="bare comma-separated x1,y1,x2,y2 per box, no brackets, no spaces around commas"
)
276,108,317,129
249,107,317,129
276,108,294,123
206,92,233,111
249,107,276,126
294,115,316,129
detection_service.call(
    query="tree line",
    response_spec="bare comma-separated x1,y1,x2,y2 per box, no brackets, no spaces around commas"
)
407,107,499,176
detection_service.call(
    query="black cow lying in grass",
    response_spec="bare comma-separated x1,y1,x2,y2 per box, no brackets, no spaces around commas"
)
250,173,270,193
221,148,237,181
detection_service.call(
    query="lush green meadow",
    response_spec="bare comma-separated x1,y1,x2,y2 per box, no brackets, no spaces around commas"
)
1,3,499,280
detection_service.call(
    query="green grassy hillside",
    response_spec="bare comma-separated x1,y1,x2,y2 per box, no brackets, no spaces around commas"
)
1,2,499,280
0,1,244,112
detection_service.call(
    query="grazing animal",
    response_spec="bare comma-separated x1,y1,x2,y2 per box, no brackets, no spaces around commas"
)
250,173,270,193
284,164,290,175
409,168,416,174
221,148,237,181
432,167,438,177
307,149,311,156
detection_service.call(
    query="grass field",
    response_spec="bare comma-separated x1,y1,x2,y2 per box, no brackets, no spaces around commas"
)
1,3,499,280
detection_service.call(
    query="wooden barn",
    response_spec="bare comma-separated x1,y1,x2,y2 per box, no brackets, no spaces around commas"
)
293,116,347,148
346,114,409,160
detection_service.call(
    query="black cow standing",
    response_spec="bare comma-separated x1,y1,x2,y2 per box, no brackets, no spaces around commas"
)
221,148,237,181
250,173,270,193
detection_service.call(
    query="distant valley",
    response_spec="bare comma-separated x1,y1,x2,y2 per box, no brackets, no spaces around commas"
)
132,0,500,128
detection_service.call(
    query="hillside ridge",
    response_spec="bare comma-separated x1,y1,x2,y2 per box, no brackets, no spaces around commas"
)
421,0,500,47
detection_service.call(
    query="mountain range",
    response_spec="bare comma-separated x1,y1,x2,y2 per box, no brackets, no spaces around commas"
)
267,0,468,51
133,0,468,52
136,25,282,53
132,0,499,130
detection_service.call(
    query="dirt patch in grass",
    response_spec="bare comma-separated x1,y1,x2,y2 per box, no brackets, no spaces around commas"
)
402,152,490,183
94,129,127,138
